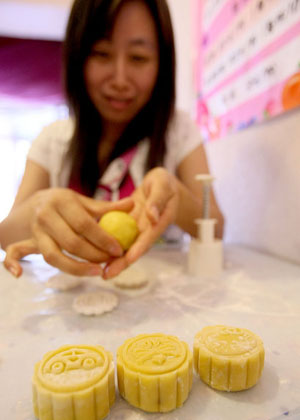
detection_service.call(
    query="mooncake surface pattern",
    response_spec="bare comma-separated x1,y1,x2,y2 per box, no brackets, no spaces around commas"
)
72,291,119,316
117,333,193,413
194,325,265,391
32,345,115,420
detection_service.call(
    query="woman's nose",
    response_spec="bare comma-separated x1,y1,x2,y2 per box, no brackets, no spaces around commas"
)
111,57,129,90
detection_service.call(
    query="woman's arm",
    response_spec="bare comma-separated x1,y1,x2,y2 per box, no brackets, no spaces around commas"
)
175,143,224,238
0,159,50,247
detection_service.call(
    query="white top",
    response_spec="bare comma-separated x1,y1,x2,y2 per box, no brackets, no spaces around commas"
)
27,109,203,198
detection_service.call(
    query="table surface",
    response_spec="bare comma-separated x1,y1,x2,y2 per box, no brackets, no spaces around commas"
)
0,244,300,420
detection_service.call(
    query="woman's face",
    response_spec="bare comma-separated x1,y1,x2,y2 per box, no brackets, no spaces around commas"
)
84,0,159,130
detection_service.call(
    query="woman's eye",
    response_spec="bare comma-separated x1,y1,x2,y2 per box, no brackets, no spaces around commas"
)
130,55,149,63
92,50,110,59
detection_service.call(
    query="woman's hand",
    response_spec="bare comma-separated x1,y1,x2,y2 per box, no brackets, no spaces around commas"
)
4,188,134,277
103,168,180,278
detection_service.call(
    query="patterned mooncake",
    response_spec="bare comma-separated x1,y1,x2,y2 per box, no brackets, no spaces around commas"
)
194,325,265,391
117,333,193,412
32,345,115,420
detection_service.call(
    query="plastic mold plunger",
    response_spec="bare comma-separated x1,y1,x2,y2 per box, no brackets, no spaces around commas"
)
187,174,223,278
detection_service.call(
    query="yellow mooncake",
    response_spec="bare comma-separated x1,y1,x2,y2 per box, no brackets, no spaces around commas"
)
32,345,115,420
194,325,265,391
117,333,193,413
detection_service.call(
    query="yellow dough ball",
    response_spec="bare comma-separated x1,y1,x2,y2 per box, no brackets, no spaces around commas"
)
194,325,265,392
99,211,139,251
32,344,115,420
117,333,193,413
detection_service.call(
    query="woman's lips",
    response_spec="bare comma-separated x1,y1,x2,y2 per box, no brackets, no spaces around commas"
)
106,97,133,111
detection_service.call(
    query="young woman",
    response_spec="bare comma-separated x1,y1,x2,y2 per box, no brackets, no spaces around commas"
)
0,0,224,279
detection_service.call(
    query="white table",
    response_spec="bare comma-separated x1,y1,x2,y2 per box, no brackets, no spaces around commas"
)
0,244,300,420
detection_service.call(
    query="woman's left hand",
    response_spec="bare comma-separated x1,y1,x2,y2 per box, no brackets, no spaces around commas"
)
103,167,179,278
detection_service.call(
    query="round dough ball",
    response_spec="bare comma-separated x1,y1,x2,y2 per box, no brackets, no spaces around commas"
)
99,211,139,251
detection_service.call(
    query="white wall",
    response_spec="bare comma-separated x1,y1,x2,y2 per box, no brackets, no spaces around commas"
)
0,0,72,40
206,107,300,265
167,0,195,114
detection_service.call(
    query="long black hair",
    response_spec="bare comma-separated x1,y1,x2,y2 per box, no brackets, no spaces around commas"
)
63,0,176,196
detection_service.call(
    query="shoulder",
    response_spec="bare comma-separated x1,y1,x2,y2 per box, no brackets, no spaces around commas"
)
28,118,74,155
27,118,74,173
34,118,74,145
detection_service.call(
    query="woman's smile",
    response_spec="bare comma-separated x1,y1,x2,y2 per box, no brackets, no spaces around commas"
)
105,95,134,111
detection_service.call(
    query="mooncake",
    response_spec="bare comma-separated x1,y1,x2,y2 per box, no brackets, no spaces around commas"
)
194,325,265,391
117,333,193,412
32,344,115,420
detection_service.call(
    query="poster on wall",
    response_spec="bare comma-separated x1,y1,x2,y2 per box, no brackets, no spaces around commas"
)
196,0,300,140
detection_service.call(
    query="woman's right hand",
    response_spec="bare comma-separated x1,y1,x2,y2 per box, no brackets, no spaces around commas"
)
102,167,180,279
4,188,134,277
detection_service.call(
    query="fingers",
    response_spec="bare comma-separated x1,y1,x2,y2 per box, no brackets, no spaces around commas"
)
34,208,116,262
78,195,134,219
129,198,144,223
4,235,104,278
35,232,104,277
102,256,129,279
65,196,134,255
142,169,177,224
104,217,168,279
74,196,134,255
103,211,170,278
127,199,176,265
125,227,159,265
4,238,39,277
114,170,179,270
35,194,134,260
